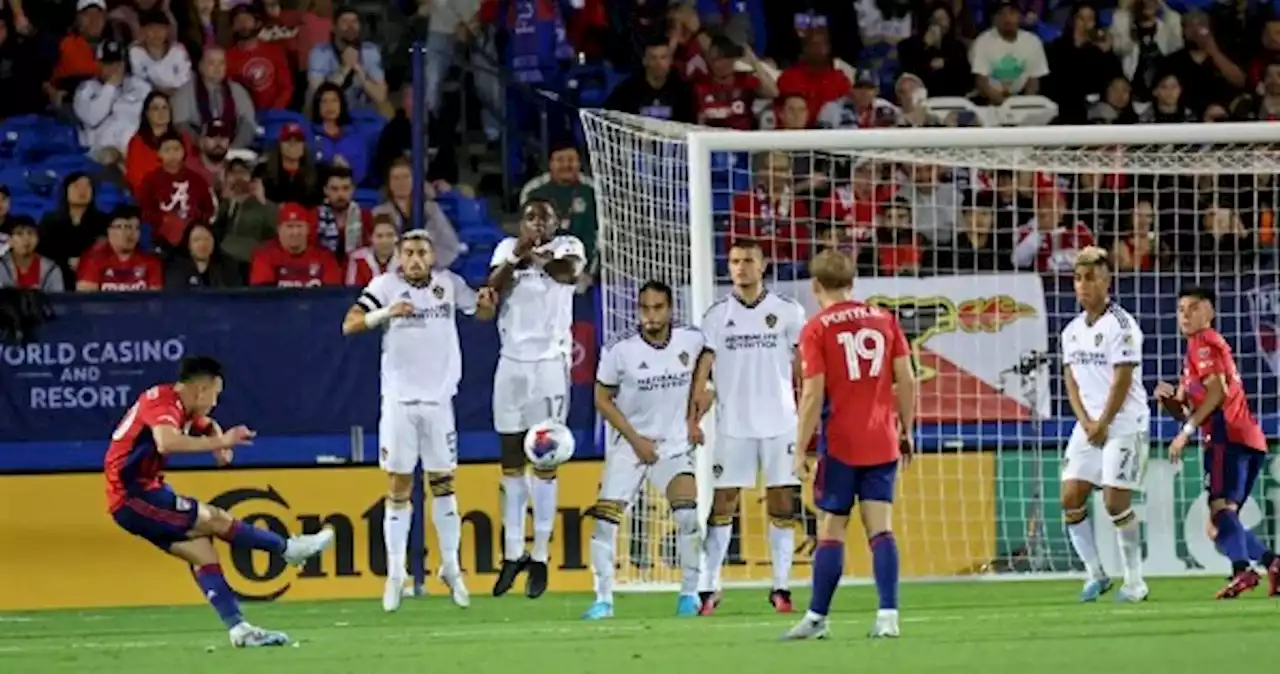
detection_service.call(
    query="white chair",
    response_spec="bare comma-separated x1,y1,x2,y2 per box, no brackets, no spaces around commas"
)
921,96,996,127
998,95,1060,126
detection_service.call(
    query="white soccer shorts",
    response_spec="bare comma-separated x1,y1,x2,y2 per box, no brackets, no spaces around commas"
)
378,399,458,474
598,438,697,505
713,434,801,489
492,355,570,434
1061,423,1150,491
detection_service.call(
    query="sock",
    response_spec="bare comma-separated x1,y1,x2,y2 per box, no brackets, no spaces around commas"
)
699,522,731,592
590,517,618,604
431,494,461,575
220,520,287,555
194,564,243,629
501,473,529,561
869,532,899,610
530,472,558,563
768,520,795,591
807,539,843,617
1214,509,1250,568
673,506,702,597
1066,515,1104,580
1111,509,1143,586
383,499,412,579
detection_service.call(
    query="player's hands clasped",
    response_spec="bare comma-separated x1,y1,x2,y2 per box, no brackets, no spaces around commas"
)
631,436,659,465
1153,381,1177,400
476,287,498,310
389,300,415,318
1083,419,1108,446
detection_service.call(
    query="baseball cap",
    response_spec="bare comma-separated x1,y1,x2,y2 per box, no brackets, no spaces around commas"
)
77,0,107,12
278,122,306,142
99,40,125,64
854,70,880,89
204,118,232,140
279,202,310,225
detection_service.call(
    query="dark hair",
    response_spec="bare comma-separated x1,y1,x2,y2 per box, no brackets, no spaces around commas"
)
157,130,186,149
137,91,176,147
325,165,355,184
643,32,669,50
334,6,361,23
522,197,558,218
311,82,352,126
110,205,142,222
1179,286,1216,306
178,356,223,382
729,238,763,254
638,280,674,306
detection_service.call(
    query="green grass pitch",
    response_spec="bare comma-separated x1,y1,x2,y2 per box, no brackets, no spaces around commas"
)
1,578,1275,673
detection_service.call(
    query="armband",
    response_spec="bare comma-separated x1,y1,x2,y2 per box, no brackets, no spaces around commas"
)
364,306,393,329
1180,422,1197,438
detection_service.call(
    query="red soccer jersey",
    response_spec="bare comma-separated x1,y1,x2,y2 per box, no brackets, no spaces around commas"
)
777,65,852,126
249,240,343,287
819,183,896,230
694,73,759,130
77,249,164,291
13,257,40,289
1013,220,1095,274
799,300,910,466
1181,328,1268,452
103,385,208,512
729,187,812,262
226,40,295,111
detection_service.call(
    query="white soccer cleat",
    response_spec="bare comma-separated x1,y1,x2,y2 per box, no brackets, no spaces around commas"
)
383,575,405,612
869,609,900,638
781,613,829,640
229,622,289,648
440,567,470,608
283,527,335,566
1116,582,1149,603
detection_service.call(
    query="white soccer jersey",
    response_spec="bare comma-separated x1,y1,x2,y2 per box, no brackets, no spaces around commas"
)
489,235,585,361
702,291,806,439
1061,302,1149,434
597,327,705,446
357,270,478,403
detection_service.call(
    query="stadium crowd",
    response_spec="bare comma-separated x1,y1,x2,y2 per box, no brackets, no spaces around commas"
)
0,0,1275,295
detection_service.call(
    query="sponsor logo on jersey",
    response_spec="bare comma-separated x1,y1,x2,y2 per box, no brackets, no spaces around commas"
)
678,351,689,366
765,313,777,328
1095,333,1104,347
433,285,445,299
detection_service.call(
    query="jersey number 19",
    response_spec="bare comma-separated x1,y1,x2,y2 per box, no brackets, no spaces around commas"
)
838,328,886,381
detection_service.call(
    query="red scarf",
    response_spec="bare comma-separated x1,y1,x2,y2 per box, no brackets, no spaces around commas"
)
195,78,237,138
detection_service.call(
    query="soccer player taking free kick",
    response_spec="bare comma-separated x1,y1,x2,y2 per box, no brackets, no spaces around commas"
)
104,356,335,648
784,250,916,641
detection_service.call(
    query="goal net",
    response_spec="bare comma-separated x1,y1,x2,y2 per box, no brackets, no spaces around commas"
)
580,109,1280,590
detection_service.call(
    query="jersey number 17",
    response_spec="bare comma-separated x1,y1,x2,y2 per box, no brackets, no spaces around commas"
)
837,328,887,381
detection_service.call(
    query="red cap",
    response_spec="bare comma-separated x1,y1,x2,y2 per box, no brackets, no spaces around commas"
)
204,118,232,139
279,202,310,225
278,122,306,142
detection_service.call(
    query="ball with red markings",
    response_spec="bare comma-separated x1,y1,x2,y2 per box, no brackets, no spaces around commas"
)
523,420,575,470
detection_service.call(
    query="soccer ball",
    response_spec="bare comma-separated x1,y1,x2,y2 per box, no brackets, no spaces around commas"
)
524,421,575,470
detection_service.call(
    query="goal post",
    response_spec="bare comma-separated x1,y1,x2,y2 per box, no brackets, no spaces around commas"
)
581,109,1280,591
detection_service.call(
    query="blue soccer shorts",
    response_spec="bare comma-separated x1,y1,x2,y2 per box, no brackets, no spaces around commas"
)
813,454,898,517
112,486,200,551
1204,440,1265,507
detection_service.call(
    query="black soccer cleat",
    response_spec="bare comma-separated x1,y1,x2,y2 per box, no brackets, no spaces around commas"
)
492,554,530,597
525,559,549,599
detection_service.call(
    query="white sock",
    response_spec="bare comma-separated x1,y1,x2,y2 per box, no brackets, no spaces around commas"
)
590,518,618,604
768,521,795,591
1066,516,1103,580
383,499,412,579
530,475,558,563
431,494,461,575
700,524,731,592
1113,509,1143,586
673,507,702,597
501,474,529,561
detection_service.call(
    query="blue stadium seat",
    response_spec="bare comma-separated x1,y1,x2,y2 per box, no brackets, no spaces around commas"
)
453,253,491,286
439,193,487,231
17,124,82,164
1033,22,1062,44
354,187,381,209
95,181,128,213
257,109,310,149
8,195,52,220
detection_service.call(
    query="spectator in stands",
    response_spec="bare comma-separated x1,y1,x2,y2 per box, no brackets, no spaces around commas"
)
777,27,853,127
255,0,303,70
75,39,152,166
899,163,958,244
1109,198,1161,271
310,81,369,186
345,213,398,286
108,0,177,46
188,118,231,192
856,0,913,53
520,143,597,270
260,122,320,205
992,169,1033,230
172,46,257,149
1197,205,1255,269
820,159,895,236
0,217,64,291
52,0,110,99
306,6,387,115
76,206,163,292
667,3,713,81
769,92,811,130
225,3,294,112
0,14,52,119
410,0,497,142
248,201,341,287
372,85,459,184
970,0,1049,104
1203,101,1228,122
729,150,813,264
313,165,369,263
129,8,192,97
872,197,928,276
138,130,216,251
213,157,278,274
183,0,229,60
1140,72,1195,122
1012,188,1095,273
895,73,942,127
372,158,459,268
163,220,240,289
1162,10,1245,115
693,34,778,130
1245,60,1280,120
898,2,970,97
1111,0,1183,99
1245,13,1280,92
763,2,860,69
943,190,1013,272
37,172,110,278
604,34,696,123
124,90,190,194
282,0,335,71
1088,75,1140,123
818,71,900,129
1045,3,1121,124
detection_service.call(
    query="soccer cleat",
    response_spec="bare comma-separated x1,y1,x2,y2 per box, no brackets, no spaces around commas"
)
229,622,289,648
1267,558,1280,597
492,554,529,597
769,589,794,613
440,567,470,608
582,600,614,620
525,559,549,598
675,594,699,617
1216,570,1260,599
698,590,722,616
282,527,336,566
382,575,405,612
1116,582,1150,603
1079,576,1112,602
869,609,900,638
782,614,829,640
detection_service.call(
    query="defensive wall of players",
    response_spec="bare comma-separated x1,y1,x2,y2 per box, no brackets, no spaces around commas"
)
2,272,1279,610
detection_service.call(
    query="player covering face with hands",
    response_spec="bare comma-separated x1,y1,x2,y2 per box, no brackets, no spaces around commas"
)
341,230,497,612
784,250,915,641
104,356,335,648
1157,287,1277,599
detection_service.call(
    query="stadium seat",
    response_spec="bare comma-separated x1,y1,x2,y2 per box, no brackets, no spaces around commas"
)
8,195,52,220
1033,22,1062,44
354,187,381,209
257,110,311,149
998,95,1059,126
922,97,996,127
